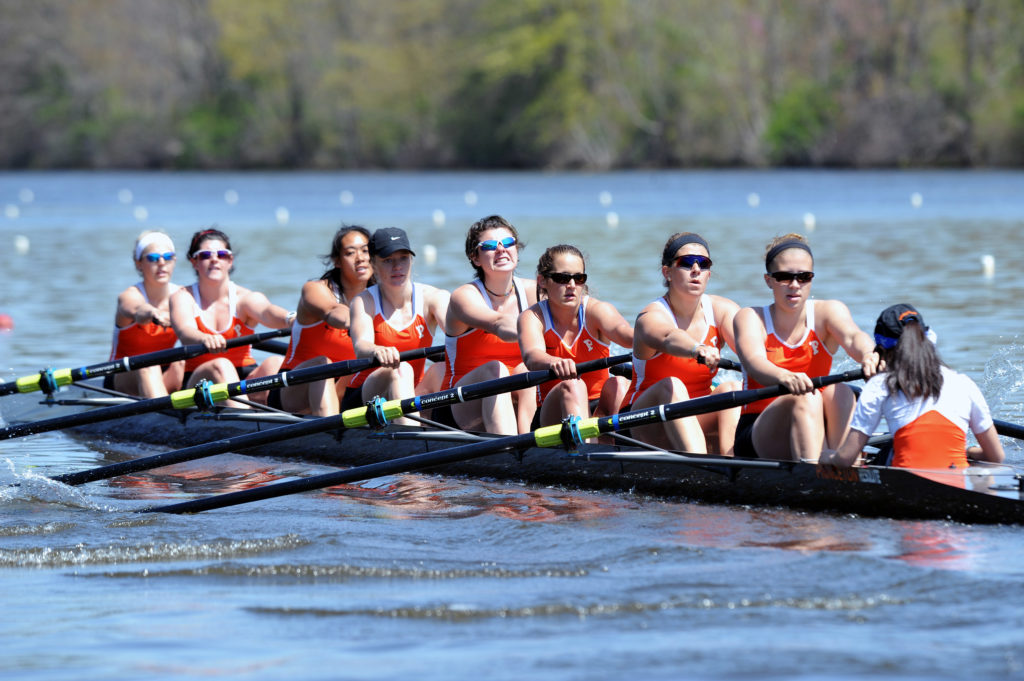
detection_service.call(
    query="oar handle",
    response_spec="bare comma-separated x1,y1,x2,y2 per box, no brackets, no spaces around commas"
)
0,328,292,397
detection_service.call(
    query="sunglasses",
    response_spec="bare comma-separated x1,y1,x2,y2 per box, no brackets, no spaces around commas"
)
673,254,713,270
143,251,175,263
769,271,814,283
192,249,233,261
546,271,588,285
477,236,517,251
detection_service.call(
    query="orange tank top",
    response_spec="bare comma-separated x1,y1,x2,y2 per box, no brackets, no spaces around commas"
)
280,281,356,371
442,279,527,389
182,282,256,372
109,283,180,360
536,298,610,403
742,301,833,415
348,283,434,389
626,295,720,406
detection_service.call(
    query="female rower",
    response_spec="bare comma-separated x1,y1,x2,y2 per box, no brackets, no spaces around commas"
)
518,244,633,426
342,227,449,421
822,304,1004,468
439,215,537,435
624,233,741,455
170,228,292,402
733,233,880,462
270,225,374,416
107,230,183,397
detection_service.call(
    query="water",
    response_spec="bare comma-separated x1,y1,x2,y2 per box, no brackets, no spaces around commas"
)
2,170,1024,680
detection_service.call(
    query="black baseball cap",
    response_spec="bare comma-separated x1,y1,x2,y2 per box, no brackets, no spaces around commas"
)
874,303,926,349
369,227,415,258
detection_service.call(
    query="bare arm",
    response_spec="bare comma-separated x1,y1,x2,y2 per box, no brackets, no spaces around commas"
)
733,306,814,394
170,288,225,352
423,285,450,338
238,287,290,329
711,295,741,354
297,280,345,327
587,298,633,350
820,429,869,467
447,283,519,342
973,426,1005,463
517,305,576,378
349,291,400,367
821,299,880,379
636,301,721,370
115,286,169,328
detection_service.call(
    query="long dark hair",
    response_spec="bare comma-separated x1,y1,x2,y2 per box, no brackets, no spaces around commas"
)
464,215,524,281
320,225,374,293
882,321,944,400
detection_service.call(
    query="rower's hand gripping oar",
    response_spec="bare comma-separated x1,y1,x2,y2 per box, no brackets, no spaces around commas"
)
0,344,444,442
0,328,292,398
143,367,864,514
50,353,631,487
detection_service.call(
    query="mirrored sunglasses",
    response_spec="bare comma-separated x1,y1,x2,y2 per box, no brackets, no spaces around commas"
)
477,236,517,251
769,271,814,283
193,249,233,261
673,254,712,270
547,271,588,285
143,251,175,263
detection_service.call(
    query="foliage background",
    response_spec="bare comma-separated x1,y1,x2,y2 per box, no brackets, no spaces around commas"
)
2,0,1022,169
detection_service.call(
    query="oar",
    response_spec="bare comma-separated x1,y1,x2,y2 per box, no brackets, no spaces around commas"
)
0,328,292,397
0,345,443,442
143,368,864,514
50,353,631,487
994,419,1024,440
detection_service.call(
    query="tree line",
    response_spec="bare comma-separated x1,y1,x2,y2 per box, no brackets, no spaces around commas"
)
2,0,1022,170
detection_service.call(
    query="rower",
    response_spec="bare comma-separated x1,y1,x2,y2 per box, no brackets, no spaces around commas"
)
518,244,633,428
733,233,880,462
107,230,183,397
822,303,1004,468
434,215,538,435
622,232,742,455
267,225,374,416
170,228,292,406
341,227,449,424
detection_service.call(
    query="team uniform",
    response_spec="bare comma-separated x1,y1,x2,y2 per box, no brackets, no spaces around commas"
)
341,283,434,409
181,282,256,374
441,279,528,389
734,301,833,457
280,283,355,371
624,295,720,409
109,282,180,360
535,297,610,404
849,366,992,469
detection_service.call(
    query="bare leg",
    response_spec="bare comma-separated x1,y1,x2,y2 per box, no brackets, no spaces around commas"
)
280,356,339,416
450,361,517,435
629,377,707,453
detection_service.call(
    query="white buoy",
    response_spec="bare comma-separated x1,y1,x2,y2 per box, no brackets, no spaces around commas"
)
133,206,149,221
599,190,613,207
275,207,290,225
422,244,438,265
747,192,760,208
981,254,995,278
18,188,34,204
13,234,30,255
432,209,446,227
4,204,19,219
339,190,354,206
803,212,817,231
606,211,620,228
118,189,133,204
224,189,239,205
464,190,478,206
910,192,923,208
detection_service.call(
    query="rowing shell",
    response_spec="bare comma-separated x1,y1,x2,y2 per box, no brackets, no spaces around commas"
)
6,385,1023,525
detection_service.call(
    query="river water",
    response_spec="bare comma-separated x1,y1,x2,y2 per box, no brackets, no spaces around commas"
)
1,170,1024,680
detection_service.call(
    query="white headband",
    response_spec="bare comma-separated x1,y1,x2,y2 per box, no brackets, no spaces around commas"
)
134,233,175,261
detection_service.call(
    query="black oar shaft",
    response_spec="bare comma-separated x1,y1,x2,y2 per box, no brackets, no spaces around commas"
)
0,329,291,397
144,367,863,514
994,419,1024,440
55,353,629,486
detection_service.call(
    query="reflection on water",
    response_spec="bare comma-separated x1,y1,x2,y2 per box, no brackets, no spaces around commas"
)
320,475,619,522
888,520,979,570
